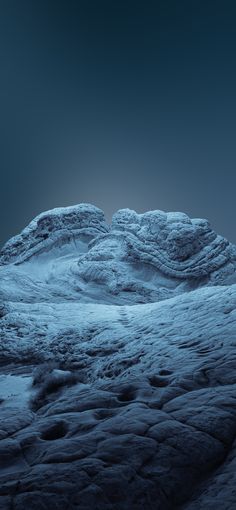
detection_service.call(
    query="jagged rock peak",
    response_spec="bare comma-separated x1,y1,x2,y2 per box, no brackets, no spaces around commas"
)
0,203,108,265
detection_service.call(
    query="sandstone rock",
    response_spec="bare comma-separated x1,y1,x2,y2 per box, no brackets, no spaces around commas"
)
0,204,236,509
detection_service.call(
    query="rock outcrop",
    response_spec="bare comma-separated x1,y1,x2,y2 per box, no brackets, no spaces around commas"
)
0,204,236,510
0,204,108,265
0,205,236,304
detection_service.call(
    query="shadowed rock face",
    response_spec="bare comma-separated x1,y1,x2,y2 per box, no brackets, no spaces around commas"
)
0,204,236,510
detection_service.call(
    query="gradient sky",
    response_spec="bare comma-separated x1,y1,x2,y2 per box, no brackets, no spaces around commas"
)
0,0,236,246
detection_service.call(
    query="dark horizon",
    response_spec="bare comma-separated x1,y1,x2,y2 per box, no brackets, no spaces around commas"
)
1,0,236,247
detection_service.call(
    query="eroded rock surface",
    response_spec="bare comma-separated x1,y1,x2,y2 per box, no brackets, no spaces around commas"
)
0,204,108,266
0,204,236,509
0,206,236,304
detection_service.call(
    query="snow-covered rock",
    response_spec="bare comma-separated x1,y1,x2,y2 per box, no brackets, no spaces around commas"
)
0,203,236,509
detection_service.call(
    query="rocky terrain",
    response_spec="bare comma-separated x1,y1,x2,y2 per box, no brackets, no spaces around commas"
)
0,203,236,509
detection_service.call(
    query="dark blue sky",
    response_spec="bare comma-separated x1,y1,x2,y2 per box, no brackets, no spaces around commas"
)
1,0,236,246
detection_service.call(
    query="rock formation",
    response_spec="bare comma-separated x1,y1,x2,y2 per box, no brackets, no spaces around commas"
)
0,204,236,509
